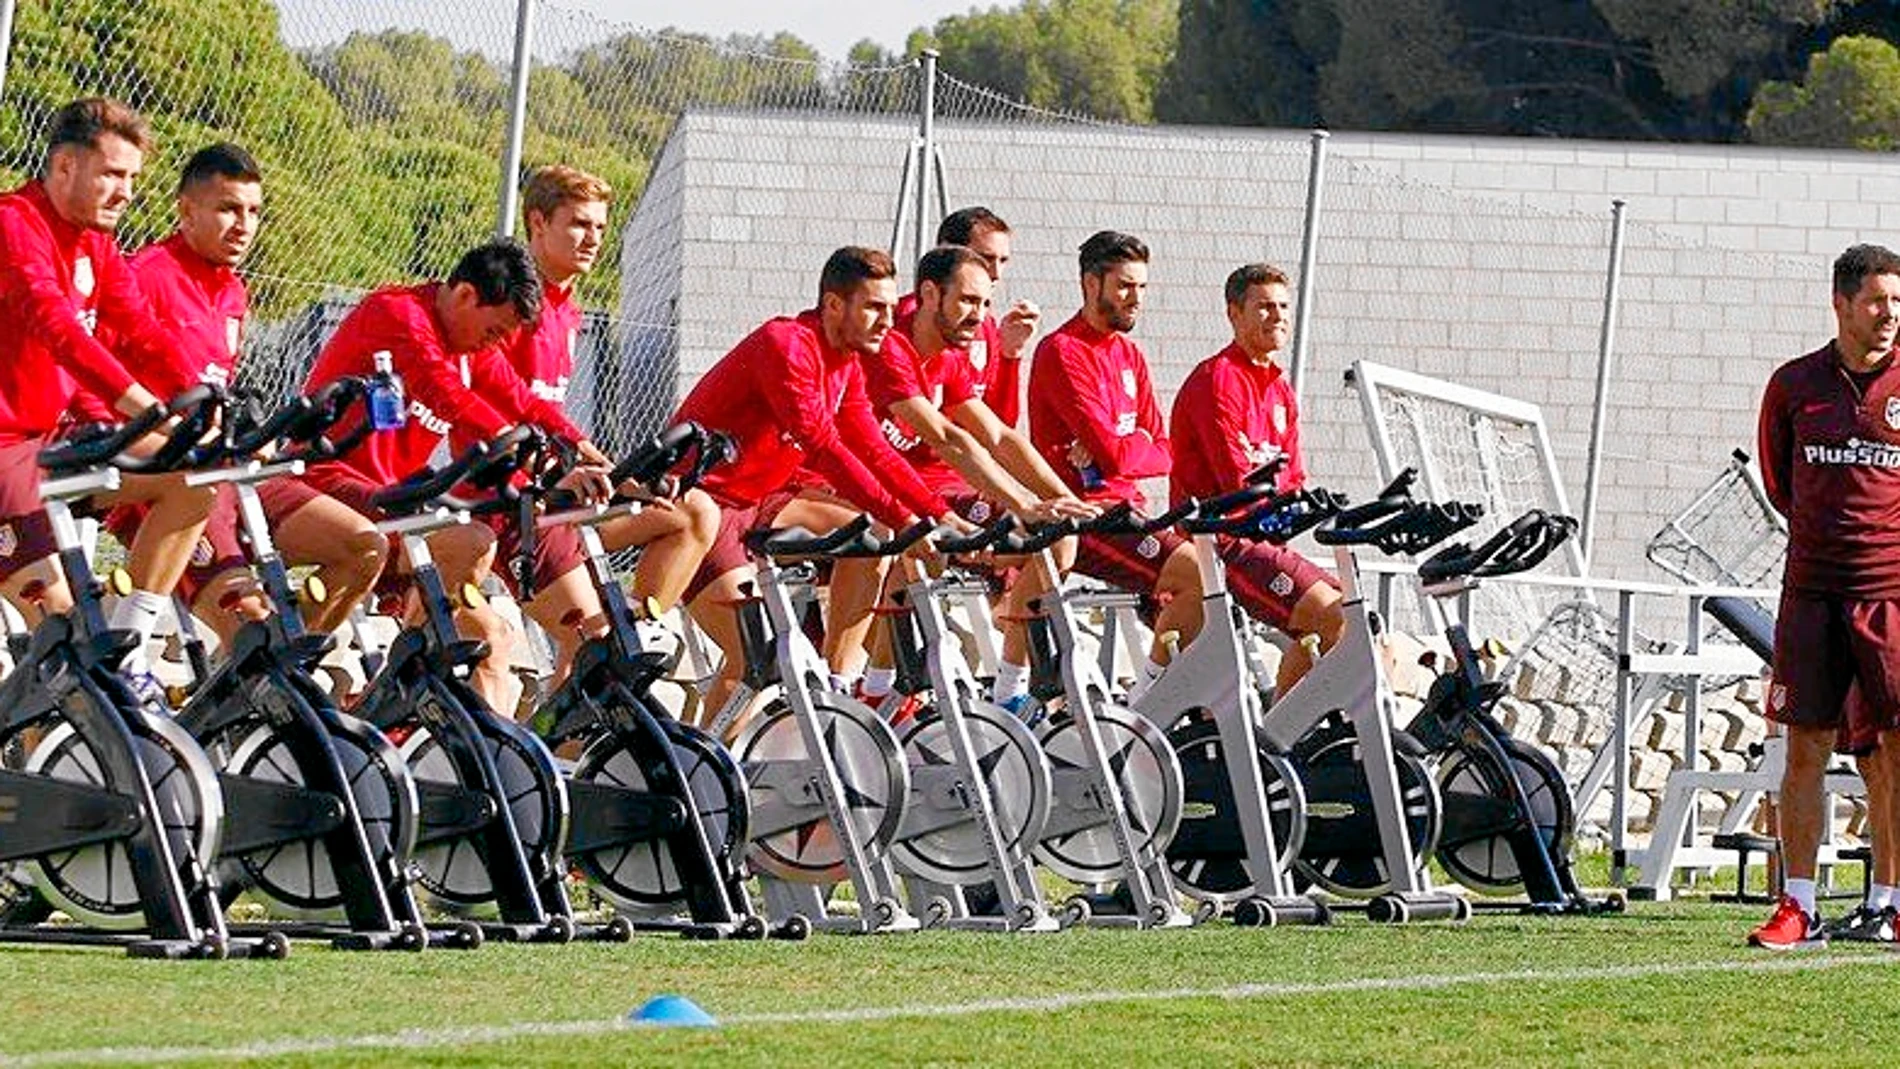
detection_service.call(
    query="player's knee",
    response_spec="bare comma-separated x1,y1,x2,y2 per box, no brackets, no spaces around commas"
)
685,490,721,545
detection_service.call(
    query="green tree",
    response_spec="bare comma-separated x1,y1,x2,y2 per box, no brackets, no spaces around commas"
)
1748,34,1900,150
918,0,1179,122
1156,0,1845,141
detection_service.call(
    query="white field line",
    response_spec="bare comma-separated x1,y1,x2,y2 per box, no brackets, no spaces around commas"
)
3,953,1895,1067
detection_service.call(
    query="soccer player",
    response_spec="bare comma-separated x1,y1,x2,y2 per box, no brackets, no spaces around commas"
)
298,238,548,714
450,164,719,693
80,143,391,647
935,207,1040,427
1751,243,1900,948
674,246,959,730
1026,230,1205,696
853,244,1095,710
0,98,217,703
1169,263,1344,693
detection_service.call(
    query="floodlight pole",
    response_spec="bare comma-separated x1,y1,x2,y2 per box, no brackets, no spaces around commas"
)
1288,129,1329,411
1580,198,1629,571
495,0,537,238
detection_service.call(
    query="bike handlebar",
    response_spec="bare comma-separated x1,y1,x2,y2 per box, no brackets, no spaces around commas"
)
743,513,876,559
370,425,538,516
1416,509,1576,583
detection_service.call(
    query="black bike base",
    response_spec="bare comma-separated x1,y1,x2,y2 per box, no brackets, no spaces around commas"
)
229,920,485,951
0,926,290,959
629,913,801,941
1230,895,1332,928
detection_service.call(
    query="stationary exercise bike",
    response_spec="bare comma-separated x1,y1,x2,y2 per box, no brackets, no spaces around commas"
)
1409,508,1612,913
0,395,286,958
710,516,922,934
352,428,622,943
1015,505,1194,929
506,423,788,939
1133,473,1342,926
169,382,469,950
873,514,1061,932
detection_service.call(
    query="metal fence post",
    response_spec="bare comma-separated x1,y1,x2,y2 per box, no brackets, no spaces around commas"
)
914,49,940,266
495,0,537,238
1581,198,1628,571
1288,129,1329,410
0,0,18,101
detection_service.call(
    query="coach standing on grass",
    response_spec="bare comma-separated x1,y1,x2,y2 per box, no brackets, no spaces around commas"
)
1751,243,1900,948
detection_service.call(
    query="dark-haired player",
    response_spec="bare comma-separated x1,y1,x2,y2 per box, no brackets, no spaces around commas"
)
0,97,216,705
674,246,958,731
1752,242,1900,948
1026,230,1203,698
295,238,548,714
1170,262,1343,693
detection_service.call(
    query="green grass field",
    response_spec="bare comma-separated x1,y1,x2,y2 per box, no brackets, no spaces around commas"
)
3,898,1898,1068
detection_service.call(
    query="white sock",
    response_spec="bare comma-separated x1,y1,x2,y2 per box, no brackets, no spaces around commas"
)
991,660,1029,703
1786,877,1818,917
829,672,857,696
1870,883,1895,912
861,666,895,699
109,589,168,675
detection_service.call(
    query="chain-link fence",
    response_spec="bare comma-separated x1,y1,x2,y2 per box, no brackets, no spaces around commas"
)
0,0,1822,575
0,0,921,454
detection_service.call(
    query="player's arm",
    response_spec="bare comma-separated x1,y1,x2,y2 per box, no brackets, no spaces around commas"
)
390,330,512,440
948,397,1083,505
0,221,152,417
766,339,926,529
1757,374,1792,518
466,345,585,442
1044,337,1171,480
888,395,1039,511
833,371,948,522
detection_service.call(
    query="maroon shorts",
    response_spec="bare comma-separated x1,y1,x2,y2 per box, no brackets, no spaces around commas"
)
486,512,586,601
1073,526,1188,608
0,436,59,582
255,474,329,528
1218,536,1340,632
101,484,250,603
1768,591,1900,755
683,489,798,604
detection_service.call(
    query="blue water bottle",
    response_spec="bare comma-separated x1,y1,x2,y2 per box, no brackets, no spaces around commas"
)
367,350,407,431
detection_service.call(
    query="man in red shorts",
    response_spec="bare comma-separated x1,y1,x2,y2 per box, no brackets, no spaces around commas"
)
1169,262,1343,694
0,98,217,704
78,143,390,648
300,238,556,715
1751,243,1900,947
935,207,1040,428
1027,230,1206,698
439,164,719,701
674,246,959,732
851,244,1094,711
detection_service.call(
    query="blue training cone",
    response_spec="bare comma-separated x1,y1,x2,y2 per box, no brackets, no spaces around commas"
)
629,994,718,1028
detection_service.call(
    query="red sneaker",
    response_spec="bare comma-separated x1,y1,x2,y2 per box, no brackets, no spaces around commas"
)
1747,895,1825,950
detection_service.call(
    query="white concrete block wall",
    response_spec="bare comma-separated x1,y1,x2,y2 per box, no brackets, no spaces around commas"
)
620,110,1884,587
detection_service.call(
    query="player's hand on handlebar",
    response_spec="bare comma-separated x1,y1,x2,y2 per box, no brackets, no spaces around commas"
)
1017,496,1097,525
555,461,615,504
